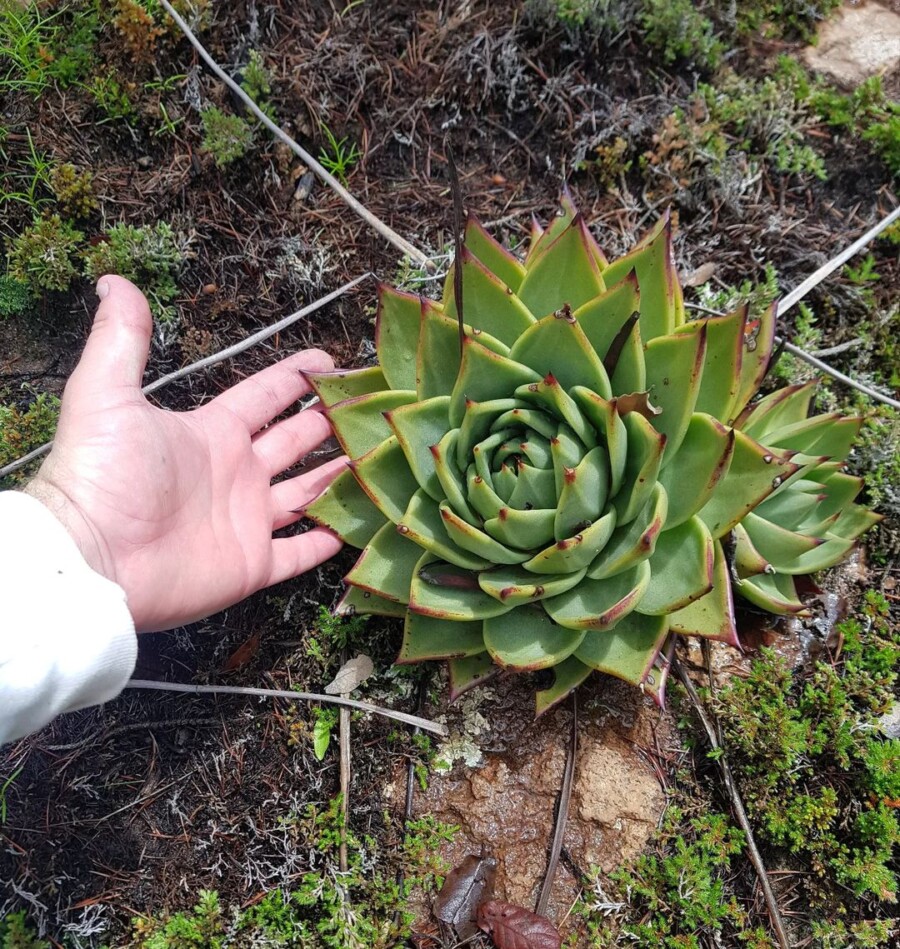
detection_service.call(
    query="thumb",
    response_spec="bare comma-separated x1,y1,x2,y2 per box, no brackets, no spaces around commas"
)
67,276,153,404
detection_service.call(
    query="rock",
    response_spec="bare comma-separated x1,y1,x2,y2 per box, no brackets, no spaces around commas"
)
403,675,670,929
803,2,900,89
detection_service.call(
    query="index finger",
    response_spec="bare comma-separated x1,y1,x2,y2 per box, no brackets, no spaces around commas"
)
209,349,334,433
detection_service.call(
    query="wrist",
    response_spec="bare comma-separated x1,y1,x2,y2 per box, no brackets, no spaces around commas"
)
23,476,117,585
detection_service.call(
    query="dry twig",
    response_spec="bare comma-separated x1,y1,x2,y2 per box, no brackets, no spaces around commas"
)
536,691,577,917
125,679,448,736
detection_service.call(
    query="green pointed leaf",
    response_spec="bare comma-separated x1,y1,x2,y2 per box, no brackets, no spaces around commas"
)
697,429,798,538
305,366,388,409
328,389,416,459
440,501,531,564
574,612,668,685
659,414,734,527
508,463,557,510
535,656,593,716
601,213,681,341
484,506,557,550
376,285,423,391
526,201,577,264
516,376,601,444
524,510,617,574
544,561,651,630
448,652,499,699
754,485,823,530
550,423,588,496
735,380,817,436
409,553,512,621
732,302,776,418
464,214,526,292
483,606,586,670
450,338,541,427
639,516,714,615
478,565,587,605
674,306,746,422
644,324,706,464
732,522,772,578
398,611,485,662
385,396,451,501
742,511,823,572
345,521,424,601
492,406,559,439
611,411,666,525
467,463,506,520
352,437,419,521
336,584,407,618
303,466,387,547
812,471,863,518
517,215,606,318
432,430,479,525
509,312,612,396
668,540,738,645
571,389,627,495
763,414,862,460
737,572,809,615
829,504,881,541
573,272,645,393
456,398,520,467
398,489,491,570
417,301,509,399
555,446,609,540
443,246,536,344
588,483,667,579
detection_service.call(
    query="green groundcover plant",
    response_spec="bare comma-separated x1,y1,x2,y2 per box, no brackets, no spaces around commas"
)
303,196,879,712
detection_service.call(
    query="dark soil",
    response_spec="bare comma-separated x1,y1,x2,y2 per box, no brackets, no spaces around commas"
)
1,1,898,945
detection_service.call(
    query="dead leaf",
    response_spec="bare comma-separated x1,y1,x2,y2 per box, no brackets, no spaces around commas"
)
614,391,661,421
683,261,717,287
220,631,260,672
434,852,497,939
324,654,374,695
477,900,561,949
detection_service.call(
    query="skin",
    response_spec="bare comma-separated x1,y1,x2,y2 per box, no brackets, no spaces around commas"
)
24,275,345,632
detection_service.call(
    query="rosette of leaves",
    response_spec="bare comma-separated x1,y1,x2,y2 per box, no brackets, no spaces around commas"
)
303,198,875,712
731,381,881,615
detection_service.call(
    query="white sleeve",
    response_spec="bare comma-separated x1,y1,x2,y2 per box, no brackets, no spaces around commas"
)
0,491,137,744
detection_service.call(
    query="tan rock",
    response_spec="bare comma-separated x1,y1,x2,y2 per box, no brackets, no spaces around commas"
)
804,2,900,89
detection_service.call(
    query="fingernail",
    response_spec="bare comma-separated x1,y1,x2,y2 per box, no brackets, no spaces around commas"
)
96,278,110,299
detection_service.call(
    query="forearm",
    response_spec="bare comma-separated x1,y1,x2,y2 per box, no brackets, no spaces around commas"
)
0,491,136,744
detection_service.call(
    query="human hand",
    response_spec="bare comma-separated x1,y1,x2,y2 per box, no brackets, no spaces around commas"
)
24,276,344,631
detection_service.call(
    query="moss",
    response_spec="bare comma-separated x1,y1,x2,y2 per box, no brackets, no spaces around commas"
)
0,275,33,318
200,106,254,168
0,390,59,473
82,221,182,321
49,162,97,218
0,912,50,949
7,213,84,293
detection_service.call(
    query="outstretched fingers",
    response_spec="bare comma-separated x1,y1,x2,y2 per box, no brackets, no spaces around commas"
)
266,527,344,589
271,456,348,529
252,406,334,478
210,349,334,434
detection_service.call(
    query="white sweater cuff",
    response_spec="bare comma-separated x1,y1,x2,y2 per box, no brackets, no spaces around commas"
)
0,490,137,744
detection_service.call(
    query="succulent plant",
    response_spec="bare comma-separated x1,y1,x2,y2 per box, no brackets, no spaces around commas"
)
303,197,878,712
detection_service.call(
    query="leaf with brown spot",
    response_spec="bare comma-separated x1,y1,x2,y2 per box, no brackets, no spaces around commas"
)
324,654,374,695
433,852,497,939
477,900,561,949
220,631,260,672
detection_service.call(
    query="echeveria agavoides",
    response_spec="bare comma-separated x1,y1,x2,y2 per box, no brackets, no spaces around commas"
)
303,197,879,713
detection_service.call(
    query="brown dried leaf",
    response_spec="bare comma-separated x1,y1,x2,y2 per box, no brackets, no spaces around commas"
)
220,631,260,672
477,900,561,949
324,654,374,695
615,391,661,420
683,261,717,287
434,852,497,938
